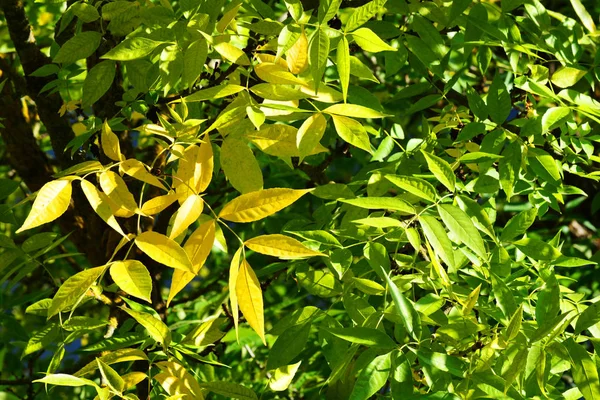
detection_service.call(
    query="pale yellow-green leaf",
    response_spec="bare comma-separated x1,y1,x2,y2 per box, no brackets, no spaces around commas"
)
286,29,308,74
297,113,328,161
462,284,481,316
34,374,98,388
135,231,193,272
269,361,302,391
336,35,350,103
351,27,396,53
181,84,245,103
169,194,203,239
331,115,372,153
16,179,72,234
421,150,456,192
121,307,171,346
221,137,264,194
570,0,596,33
245,234,325,259
80,180,126,237
120,158,166,190
140,192,179,215
49,265,108,317
236,259,265,344
255,62,304,85
96,358,124,393
219,188,311,222
324,103,389,118
109,260,152,303
352,277,385,295
121,372,147,390
167,220,215,306
216,2,241,32
99,171,137,218
74,348,148,377
101,120,122,161
214,42,250,65
551,66,588,88
229,248,243,336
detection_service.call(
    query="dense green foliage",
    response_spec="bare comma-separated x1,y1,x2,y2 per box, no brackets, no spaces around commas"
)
1,0,600,399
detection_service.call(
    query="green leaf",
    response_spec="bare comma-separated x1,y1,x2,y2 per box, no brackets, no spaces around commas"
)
541,107,571,131
22,323,60,358
421,151,455,192
183,39,208,88
564,338,600,400
466,88,488,121
501,208,537,242
341,197,414,214
323,327,396,348
385,175,437,203
34,374,98,388
82,61,116,109
308,26,330,91
575,301,600,334
513,237,561,261
267,322,311,370
419,215,455,270
487,75,511,124
331,115,372,153
569,0,596,33
345,0,386,32
437,204,487,259
49,265,108,317
199,382,257,400
96,358,124,393
384,272,421,340
220,137,264,194
336,36,350,103
324,103,388,119
349,352,392,400
120,307,171,346
415,349,467,377
364,242,390,281
504,304,523,340
318,0,342,24
101,37,164,61
53,31,102,64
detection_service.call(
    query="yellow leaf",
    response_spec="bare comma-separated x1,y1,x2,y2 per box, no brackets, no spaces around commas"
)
286,30,308,74
247,124,299,158
167,219,215,306
297,113,327,161
154,362,203,399
101,120,122,161
269,361,302,391
135,231,193,272
221,137,263,194
169,194,203,239
140,192,179,215
323,103,389,119
255,63,304,85
80,180,126,237
216,2,242,33
256,53,288,69
213,42,250,65
229,247,243,336
16,179,72,234
49,265,108,317
219,188,311,223
174,135,213,200
121,372,147,390
245,234,325,259
236,259,265,344
109,260,152,303
196,133,213,193
120,159,166,190
120,307,171,346
99,171,137,218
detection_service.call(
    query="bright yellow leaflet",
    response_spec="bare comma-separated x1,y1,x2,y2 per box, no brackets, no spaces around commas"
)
219,188,311,223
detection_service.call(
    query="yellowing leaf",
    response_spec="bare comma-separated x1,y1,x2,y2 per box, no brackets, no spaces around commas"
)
297,113,328,161
174,136,213,199
141,192,179,215
135,231,193,272
99,171,137,218
229,247,243,336
49,265,108,317
286,29,308,74
245,234,325,259
121,307,171,346
331,115,372,153
96,358,124,393
219,188,311,223
336,36,350,103
180,84,245,103
109,260,152,303
169,194,203,239
101,120,122,161
80,180,126,237
167,220,215,306
154,361,203,399
196,134,213,192
255,63,304,85
351,27,396,53
213,42,250,65
221,137,264,194
74,349,148,377
551,66,587,88
16,179,72,234
247,124,300,159
236,259,265,344
323,103,389,118
120,158,166,190
269,361,302,391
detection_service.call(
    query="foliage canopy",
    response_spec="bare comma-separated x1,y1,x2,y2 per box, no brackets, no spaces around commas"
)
1,0,600,399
